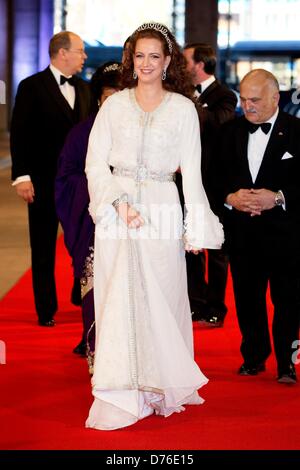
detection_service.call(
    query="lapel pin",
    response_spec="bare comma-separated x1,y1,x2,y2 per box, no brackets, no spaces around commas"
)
278,131,284,135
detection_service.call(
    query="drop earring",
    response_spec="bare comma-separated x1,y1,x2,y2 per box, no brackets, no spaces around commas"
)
133,70,137,79
162,69,167,80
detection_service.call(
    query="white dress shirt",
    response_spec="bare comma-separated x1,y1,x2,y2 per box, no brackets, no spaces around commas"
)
49,63,75,109
248,108,279,183
13,64,75,185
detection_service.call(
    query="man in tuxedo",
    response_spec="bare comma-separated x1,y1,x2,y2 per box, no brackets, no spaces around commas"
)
181,43,237,327
215,69,299,383
10,31,93,327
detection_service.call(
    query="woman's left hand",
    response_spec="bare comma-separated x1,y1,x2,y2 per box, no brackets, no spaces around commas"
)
185,244,203,255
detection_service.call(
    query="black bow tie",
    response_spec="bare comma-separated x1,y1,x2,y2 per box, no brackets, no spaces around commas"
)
248,122,272,134
195,84,202,94
60,75,75,86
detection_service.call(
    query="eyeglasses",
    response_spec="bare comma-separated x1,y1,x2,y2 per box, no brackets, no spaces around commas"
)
65,48,86,56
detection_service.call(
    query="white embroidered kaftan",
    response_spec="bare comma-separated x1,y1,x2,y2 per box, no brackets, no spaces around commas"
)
85,88,224,430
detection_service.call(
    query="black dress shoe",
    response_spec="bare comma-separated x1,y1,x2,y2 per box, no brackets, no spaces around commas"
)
277,364,297,384
238,362,266,376
73,339,87,356
38,319,55,327
197,314,224,328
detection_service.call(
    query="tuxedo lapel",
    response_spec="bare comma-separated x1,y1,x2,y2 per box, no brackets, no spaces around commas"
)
41,67,75,123
198,80,218,104
254,112,287,186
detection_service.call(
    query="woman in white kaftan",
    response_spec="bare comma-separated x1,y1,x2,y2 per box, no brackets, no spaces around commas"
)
85,23,224,431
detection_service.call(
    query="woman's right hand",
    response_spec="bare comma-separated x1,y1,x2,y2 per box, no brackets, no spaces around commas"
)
117,202,144,229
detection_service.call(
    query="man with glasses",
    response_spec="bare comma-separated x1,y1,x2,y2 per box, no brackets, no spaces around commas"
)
215,69,299,383
10,31,94,328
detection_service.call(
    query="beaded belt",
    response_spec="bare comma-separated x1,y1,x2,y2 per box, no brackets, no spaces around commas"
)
113,166,175,183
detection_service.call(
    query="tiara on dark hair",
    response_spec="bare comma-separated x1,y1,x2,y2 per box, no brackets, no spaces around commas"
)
103,63,121,73
135,22,172,54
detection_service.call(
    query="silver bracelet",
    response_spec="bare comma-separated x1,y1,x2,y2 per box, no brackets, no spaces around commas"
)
112,193,128,209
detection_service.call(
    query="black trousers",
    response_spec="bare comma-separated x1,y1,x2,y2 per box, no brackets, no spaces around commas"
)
229,237,300,373
186,248,228,319
28,193,58,322
176,172,228,320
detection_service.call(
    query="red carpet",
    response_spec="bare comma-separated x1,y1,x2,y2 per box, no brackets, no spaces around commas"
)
0,237,299,450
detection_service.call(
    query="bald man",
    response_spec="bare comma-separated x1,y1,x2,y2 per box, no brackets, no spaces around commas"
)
215,69,300,383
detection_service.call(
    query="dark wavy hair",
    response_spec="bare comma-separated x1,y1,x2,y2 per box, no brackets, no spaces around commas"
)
90,61,122,101
121,24,194,99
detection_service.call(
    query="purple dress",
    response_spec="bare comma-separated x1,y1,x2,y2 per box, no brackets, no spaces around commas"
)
55,113,97,369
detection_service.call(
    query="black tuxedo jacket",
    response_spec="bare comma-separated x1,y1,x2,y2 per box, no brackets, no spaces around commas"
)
195,80,237,203
215,111,300,251
10,66,93,190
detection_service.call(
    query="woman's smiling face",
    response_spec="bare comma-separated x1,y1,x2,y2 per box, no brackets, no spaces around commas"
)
133,37,170,84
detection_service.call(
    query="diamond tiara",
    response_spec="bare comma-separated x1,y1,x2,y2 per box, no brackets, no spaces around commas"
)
103,63,121,73
135,22,173,54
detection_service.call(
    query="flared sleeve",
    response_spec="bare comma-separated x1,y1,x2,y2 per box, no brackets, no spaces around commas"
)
85,98,126,224
180,101,224,249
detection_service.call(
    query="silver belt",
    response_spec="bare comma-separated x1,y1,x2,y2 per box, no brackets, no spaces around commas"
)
113,166,175,183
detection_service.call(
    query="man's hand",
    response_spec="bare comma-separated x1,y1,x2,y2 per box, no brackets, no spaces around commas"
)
249,189,277,213
226,189,261,215
226,188,277,216
117,202,144,229
15,181,35,203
